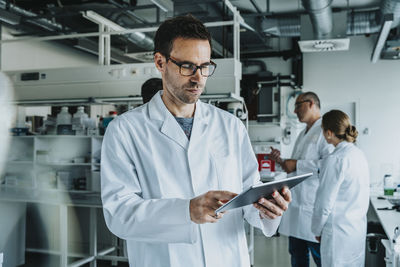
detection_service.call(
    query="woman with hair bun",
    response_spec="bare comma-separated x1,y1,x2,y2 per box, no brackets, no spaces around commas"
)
311,110,370,267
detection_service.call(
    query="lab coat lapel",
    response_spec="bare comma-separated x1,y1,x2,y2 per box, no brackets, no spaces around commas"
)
189,101,209,144
148,91,189,150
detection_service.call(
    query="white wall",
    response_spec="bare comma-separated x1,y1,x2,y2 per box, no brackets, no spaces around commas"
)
303,35,400,184
1,26,97,71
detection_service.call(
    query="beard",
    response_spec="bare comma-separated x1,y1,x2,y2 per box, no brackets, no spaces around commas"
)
164,69,205,104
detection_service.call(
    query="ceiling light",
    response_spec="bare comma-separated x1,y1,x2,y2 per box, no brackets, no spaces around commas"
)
298,38,350,53
371,13,393,63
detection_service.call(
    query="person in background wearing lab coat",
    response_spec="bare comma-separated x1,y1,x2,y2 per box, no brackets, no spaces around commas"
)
312,110,369,267
269,92,334,267
101,15,292,267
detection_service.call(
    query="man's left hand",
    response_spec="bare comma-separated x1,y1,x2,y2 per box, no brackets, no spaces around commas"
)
281,159,297,173
253,187,292,219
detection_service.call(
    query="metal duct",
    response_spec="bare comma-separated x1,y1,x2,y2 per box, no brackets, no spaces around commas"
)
262,17,301,37
262,0,334,38
381,0,400,28
262,0,400,37
0,0,63,31
347,10,381,35
112,13,154,50
347,0,400,35
301,0,333,39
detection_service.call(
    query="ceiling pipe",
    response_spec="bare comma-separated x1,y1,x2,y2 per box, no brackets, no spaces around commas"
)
262,0,400,37
301,0,333,39
0,0,64,31
111,13,154,50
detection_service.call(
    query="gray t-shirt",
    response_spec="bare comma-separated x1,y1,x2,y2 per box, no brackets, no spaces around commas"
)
174,117,194,139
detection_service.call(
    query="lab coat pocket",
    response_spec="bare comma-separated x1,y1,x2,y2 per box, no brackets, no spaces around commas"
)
210,148,241,192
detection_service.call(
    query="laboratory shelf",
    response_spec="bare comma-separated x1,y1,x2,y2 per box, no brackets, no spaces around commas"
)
36,162,92,166
35,135,92,138
4,135,104,192
6,160,34,164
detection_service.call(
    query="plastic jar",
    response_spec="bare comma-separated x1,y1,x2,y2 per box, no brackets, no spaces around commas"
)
73,106,88,119
56,107,72,125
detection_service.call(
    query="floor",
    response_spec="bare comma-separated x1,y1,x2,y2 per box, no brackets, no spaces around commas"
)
253,234,318,267
21,234,319,267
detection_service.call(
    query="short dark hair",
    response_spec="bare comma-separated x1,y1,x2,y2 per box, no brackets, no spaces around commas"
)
154,14,212,58
141,78,163,104
300,91,321,109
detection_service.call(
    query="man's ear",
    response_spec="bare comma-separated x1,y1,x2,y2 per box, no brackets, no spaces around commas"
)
154,52,166,72
308,99,314,108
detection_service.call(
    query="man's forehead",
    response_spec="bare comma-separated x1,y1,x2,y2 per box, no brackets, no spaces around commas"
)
170,38,210,57
296,95,305,102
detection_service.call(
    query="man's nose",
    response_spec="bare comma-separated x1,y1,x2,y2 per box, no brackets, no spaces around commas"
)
190,68,202,82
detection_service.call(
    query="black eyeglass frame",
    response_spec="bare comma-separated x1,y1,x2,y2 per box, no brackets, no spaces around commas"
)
166,57,217,77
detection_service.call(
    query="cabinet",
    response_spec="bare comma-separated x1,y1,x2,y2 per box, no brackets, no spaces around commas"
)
1,135,128,267
2,135,103,192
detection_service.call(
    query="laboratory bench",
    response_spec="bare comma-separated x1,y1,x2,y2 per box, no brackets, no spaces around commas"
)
370,195,400,266
0,186,128,267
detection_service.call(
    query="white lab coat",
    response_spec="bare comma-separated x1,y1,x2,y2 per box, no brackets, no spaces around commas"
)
101,92,281,267
279,118,334,242
312,141,370,267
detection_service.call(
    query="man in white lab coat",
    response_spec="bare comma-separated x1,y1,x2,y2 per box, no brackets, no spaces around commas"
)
101,15,292,267
270,92,334,267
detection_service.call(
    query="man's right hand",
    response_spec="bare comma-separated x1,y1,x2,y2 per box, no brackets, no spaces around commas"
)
269,147,283,164
190,190,237,224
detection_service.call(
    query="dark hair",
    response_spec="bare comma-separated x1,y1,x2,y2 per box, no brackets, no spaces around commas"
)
141,78,163,104
300,91,321,109
322,110,358,143
153,14,212,58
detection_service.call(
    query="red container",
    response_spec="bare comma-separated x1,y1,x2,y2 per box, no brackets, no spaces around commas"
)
256,154,276,172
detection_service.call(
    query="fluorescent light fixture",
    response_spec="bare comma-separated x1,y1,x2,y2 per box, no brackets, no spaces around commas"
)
0,9,20,25
371,13,393,63
150,0,173,12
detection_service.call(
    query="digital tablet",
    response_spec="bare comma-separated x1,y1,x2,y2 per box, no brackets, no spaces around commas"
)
215,172,313,214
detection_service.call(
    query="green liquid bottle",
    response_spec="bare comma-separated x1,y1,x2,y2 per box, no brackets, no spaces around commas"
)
384,174,394,196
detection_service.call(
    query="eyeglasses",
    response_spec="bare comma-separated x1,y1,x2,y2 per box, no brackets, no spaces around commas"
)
294,100,311,108
167,56,217,77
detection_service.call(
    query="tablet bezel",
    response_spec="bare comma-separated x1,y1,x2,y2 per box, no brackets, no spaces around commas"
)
215,172,313,214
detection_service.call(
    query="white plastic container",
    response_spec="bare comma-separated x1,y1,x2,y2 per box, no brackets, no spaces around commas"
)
0,252,3,267
56,107,72,125
384,174,395,196
73,106,88,120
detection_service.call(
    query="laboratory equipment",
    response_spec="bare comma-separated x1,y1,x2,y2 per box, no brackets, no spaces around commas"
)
227,102,247,120
6,59,241,102
103,111,117,128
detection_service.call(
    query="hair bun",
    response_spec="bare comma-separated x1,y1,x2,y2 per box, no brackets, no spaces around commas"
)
345,125,358,142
